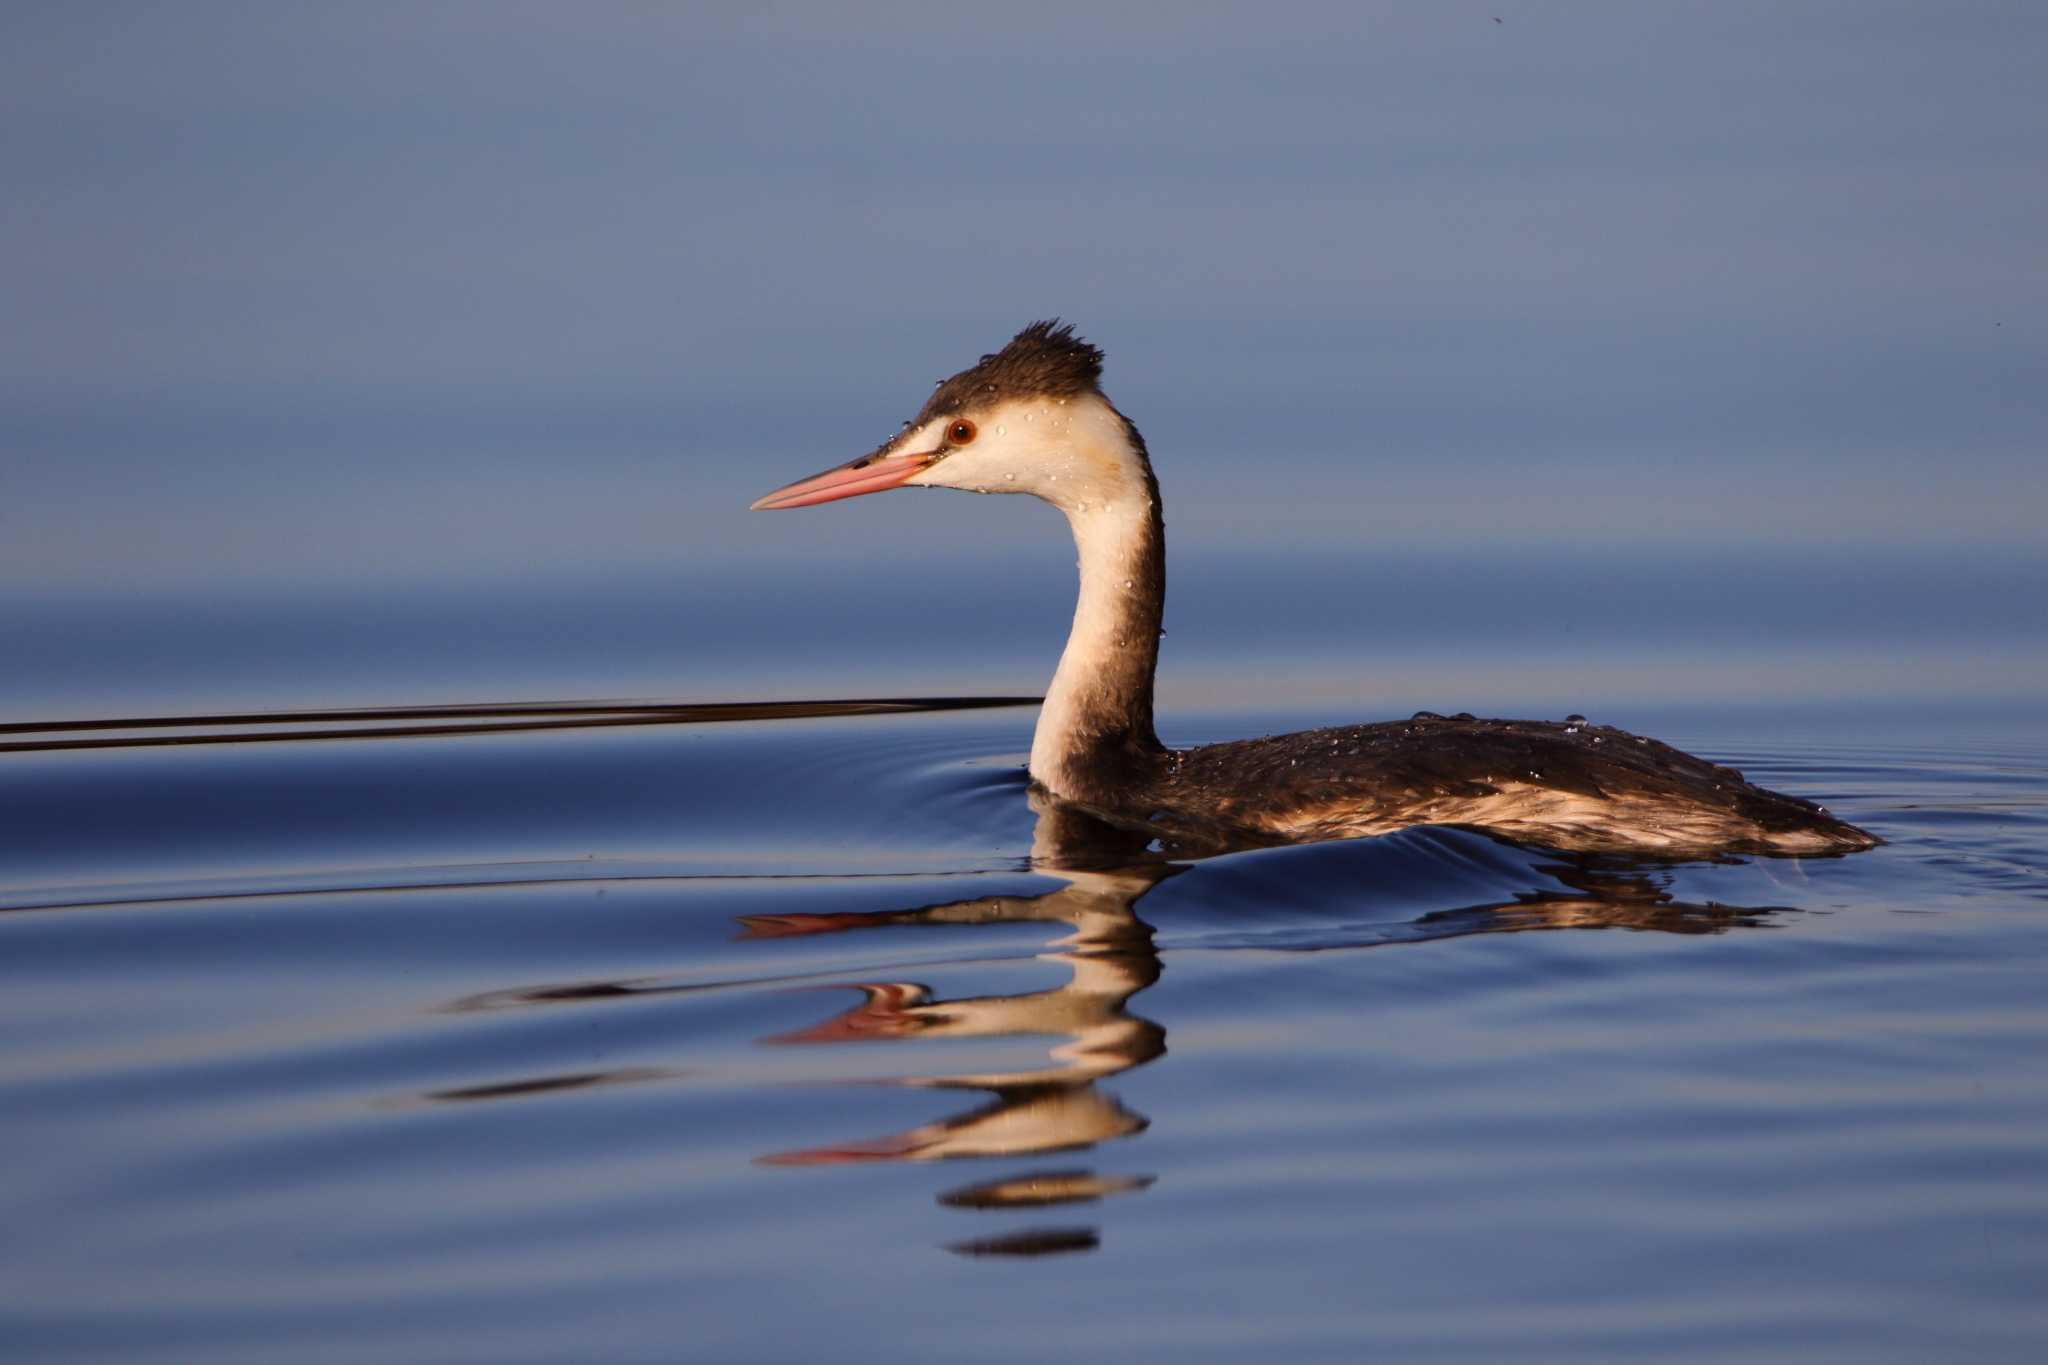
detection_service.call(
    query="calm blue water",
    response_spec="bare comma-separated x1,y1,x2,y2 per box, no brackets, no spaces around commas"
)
11,3,2048,1357
4,555,2046,1363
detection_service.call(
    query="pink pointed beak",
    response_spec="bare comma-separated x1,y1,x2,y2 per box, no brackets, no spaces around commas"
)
749,445,942,511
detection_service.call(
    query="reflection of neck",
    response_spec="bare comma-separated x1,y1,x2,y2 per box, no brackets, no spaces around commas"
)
1029,413,1167,804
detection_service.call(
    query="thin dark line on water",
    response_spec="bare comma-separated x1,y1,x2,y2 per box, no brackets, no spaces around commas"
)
0,696,1041,753
416,1067,682,1103
443,949,1064,1014
0,696,1043,734
0,866,1035,916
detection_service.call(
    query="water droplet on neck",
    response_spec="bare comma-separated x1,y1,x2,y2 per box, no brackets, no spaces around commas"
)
1122,578,1133,589
995,425,1006,436
1003,472,1015,482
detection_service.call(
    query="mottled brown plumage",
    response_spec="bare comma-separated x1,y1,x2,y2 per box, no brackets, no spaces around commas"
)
1121,714,1876,858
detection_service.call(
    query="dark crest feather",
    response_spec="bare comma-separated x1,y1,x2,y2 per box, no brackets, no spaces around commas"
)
916,320,1105,424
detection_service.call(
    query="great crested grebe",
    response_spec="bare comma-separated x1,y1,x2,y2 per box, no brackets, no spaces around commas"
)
751,322,1879,858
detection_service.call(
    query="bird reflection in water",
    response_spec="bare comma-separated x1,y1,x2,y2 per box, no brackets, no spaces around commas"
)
740,793,1796,1257
431,794,1796,1258
744,796,1169,1258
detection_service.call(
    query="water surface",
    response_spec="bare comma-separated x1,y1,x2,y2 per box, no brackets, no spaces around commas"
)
3,590,2045,1362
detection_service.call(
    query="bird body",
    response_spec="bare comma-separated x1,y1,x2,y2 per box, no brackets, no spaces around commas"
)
752,322,1878,859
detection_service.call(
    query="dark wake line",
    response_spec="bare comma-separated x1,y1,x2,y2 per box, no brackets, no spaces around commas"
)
2,866,1018,917
0,696,1041,754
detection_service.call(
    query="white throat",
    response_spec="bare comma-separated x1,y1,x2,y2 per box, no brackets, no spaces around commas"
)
903,391,1166,802
1020,405,1164,799
1028,496,1160,788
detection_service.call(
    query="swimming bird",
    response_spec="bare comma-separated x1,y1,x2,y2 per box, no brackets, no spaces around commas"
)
750,322,1879,858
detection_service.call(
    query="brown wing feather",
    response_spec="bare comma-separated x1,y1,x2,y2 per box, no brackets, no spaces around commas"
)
1143,715,1876,858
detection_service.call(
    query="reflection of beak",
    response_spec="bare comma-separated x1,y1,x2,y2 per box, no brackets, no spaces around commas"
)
761,982,931,1044
735,911,875,939
749,445,941,510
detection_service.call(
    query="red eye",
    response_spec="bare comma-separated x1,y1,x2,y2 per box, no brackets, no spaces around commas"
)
948,419,977,445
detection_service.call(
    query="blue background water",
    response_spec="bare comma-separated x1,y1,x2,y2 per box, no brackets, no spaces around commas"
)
6,6,2048,1362
7,3,2044,594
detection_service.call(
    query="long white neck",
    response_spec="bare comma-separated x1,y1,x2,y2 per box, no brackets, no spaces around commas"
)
1025,405,1166,803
